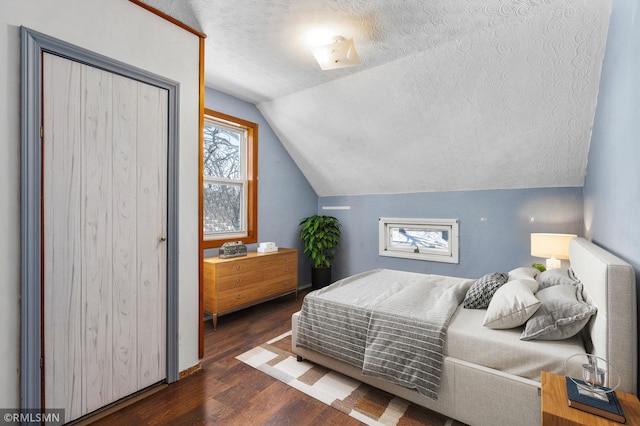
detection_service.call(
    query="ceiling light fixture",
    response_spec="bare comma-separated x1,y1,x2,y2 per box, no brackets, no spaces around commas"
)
310,36,361,71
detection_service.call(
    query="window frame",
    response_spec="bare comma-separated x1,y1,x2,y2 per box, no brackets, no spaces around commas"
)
378,217,459,263
202,108,258,248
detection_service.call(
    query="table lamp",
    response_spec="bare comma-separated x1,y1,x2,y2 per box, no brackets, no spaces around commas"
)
530,233,577,269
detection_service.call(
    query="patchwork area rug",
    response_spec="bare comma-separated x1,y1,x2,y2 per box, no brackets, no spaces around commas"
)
236,331,467,426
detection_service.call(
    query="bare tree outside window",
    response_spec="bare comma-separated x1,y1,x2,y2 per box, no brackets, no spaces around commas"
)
203,123,243,234
202,109,258,248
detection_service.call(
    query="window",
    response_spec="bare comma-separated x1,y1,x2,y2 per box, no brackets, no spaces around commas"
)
202,109,257,248
379,217,459,263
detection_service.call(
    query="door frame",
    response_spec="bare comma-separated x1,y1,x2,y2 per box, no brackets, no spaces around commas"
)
20,27,180,410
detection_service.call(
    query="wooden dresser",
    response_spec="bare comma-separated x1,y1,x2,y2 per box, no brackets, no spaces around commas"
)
203,248,298,329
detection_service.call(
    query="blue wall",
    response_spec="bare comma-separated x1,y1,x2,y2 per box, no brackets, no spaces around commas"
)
583,0,640,393
322,187,583,281
204,88,318,285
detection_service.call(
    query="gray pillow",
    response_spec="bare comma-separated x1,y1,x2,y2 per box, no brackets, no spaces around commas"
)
520,283,596,341
463,272,509,309
536,268,578,290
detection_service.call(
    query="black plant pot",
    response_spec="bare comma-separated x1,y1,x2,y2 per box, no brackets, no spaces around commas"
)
311,266,332,290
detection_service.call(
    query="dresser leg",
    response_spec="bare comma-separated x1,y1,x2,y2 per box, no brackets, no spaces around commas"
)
212,314,218,331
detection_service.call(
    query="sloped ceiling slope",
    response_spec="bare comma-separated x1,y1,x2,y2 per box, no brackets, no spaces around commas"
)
141,0,611,197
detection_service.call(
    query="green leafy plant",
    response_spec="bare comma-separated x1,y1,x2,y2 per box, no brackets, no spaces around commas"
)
532,263,547,273
299,215,341,268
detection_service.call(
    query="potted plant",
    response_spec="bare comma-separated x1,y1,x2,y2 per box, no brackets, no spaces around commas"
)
299,214,341,289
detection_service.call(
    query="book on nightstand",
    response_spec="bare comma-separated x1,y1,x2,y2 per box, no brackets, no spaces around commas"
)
565,376,626,423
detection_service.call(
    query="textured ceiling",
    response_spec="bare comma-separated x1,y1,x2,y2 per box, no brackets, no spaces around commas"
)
140,0,611,196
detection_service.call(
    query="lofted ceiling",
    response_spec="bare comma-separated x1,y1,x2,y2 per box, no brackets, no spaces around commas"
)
141,0,612,197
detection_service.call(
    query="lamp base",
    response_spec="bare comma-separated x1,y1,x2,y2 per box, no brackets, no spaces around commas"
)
577,386,609,402
546,257,561,269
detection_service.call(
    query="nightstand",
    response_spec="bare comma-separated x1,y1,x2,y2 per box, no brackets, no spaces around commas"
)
541,371,640,425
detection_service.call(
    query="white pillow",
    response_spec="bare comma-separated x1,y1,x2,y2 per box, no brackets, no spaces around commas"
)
536,268,578,290
520,283,596,340
509,267,539,280
518,277,539,293
483,279,541,329
508,267,540,294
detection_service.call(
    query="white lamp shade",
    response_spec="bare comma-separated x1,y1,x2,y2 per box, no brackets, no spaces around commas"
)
311,37,360,70
530,233,577,260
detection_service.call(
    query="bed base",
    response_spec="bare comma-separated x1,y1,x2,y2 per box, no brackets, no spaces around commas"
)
292,311,540,426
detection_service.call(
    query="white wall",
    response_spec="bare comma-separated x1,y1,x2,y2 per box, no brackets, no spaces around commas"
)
0,0,201,408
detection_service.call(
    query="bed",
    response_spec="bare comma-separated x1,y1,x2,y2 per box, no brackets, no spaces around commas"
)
291,237,637,426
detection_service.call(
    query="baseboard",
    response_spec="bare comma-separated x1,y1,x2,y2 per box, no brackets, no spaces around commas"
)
69,363,201,424
71,382,167,425
179,362,202,379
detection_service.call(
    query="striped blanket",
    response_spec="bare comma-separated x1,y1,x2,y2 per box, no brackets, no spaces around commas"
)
297,269,473,400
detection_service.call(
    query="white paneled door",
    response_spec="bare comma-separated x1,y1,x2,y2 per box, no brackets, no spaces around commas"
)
42,52,168,422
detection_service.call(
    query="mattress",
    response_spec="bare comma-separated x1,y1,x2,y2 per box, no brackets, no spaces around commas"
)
296,269,475,398
445,305,586,381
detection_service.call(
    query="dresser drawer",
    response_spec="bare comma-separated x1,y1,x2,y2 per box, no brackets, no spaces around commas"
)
217,256,271,276
254,274,298,299
217,286,258,312
217,263,297,291
218,274,297,313
216,252,296,277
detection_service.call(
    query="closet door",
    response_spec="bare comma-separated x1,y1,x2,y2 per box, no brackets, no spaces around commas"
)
42,52,167,422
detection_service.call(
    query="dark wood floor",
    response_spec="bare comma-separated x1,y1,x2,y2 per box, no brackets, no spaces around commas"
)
92,288,364,425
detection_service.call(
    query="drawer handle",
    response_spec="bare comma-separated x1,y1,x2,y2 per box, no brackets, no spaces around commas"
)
236,294,242,300
236,278,242,284
235,265,241,271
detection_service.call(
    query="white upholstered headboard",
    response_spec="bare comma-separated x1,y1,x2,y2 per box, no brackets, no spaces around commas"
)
569,237,637,394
